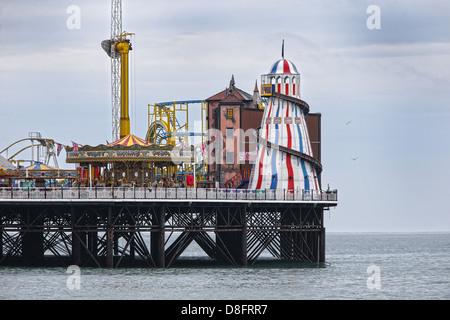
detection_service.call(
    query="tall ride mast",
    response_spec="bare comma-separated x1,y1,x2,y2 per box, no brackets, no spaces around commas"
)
102,0,133,140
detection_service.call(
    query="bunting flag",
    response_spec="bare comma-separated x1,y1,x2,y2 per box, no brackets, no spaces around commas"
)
72,141,79,152
201,142,207,155
56,143,62,156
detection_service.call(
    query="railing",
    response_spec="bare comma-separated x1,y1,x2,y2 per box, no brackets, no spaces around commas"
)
0,187,338,202
220,169,252,189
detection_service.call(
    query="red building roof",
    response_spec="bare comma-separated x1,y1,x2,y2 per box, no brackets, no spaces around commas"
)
206,75,253,103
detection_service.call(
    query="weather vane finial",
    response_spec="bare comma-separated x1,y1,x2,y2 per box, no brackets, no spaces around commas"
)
282,39,284,59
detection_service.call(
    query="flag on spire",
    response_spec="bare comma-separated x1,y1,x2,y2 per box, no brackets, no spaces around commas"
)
56,143,62,156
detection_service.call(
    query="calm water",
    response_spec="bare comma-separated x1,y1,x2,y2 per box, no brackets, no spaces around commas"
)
0,233,449,300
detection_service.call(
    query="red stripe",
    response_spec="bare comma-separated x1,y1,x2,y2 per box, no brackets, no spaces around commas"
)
312,166,319,190
255,147,265,190
283,59,291,73
285,102,294,190
256,98,273,189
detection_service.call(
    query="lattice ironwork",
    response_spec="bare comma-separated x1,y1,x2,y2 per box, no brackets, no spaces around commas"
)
0,200,331,267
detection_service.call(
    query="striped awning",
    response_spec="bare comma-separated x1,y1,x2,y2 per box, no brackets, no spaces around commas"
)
269,59,299,75
21,163,59,171
107,134,151,147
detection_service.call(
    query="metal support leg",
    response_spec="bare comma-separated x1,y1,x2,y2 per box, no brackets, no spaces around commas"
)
151,204,165,268
22,207,44,266
71,206,81,266
106,205,114,268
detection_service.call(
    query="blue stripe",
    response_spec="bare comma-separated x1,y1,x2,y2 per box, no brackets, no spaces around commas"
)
295,106,309,190
301,160,310,190
270,98,280,189
270,60,280,74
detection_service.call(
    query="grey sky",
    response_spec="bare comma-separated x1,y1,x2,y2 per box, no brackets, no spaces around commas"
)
1,0,450,232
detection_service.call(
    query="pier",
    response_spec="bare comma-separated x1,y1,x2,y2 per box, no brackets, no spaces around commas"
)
0,187,337,268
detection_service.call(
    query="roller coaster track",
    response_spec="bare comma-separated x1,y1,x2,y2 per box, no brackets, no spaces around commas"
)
0,137,59,167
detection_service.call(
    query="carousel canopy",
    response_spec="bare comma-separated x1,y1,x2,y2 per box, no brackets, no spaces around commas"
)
108,134,151,147
17,162,77,179
66,134,193,164
21,162,59,171
0,155,15,170
0,157,18,177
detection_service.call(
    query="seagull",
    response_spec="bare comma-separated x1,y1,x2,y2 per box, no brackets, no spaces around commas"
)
345,121,352,125
351,157,358,161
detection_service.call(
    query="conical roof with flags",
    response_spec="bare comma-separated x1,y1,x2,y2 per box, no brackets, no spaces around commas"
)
268,59,299,75
21,162,59,171
107,134,152,147
268,40,300,75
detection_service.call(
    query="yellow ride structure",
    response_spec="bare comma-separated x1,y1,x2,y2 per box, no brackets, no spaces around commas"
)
116,32,134,138
102,30,134,140
147,100,209,184
146,100,207,146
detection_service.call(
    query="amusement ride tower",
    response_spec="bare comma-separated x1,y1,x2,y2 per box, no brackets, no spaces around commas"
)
249,46,322,192
101,0,134,140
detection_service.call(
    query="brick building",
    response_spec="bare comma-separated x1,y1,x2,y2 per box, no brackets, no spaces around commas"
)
205,76,263,187
205,75,321,189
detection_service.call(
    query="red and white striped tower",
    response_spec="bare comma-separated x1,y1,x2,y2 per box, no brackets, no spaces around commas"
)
249,43,321,192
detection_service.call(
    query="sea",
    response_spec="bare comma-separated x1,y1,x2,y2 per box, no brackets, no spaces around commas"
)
0,232,449,301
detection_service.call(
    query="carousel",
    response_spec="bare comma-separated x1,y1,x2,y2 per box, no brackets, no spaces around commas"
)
19,162,78,187
65,134,193,187
0,162,78,188
66,30,194,188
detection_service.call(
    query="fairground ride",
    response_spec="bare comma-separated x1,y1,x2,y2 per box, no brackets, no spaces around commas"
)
100,0,209,185
101,0,134,141
147,100,209,183
0,132,59,169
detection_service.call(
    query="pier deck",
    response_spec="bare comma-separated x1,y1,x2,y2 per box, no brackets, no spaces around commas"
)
0,187,337,268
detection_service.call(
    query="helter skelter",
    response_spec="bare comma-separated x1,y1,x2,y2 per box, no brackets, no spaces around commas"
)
249,42,322,195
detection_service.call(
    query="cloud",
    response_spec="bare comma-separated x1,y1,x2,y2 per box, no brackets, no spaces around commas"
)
1,0,450,231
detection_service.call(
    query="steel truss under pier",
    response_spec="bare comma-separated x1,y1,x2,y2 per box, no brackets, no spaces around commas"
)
0,199,336,268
